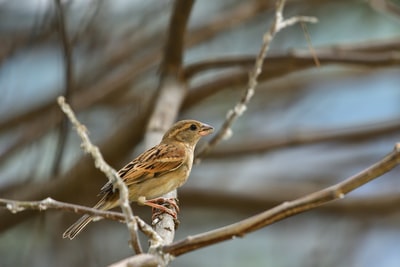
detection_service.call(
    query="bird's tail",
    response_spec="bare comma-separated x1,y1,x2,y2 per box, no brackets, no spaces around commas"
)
62,214,94,240
62,194,116,239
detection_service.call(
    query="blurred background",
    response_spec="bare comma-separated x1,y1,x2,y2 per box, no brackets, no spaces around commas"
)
1,0,400,266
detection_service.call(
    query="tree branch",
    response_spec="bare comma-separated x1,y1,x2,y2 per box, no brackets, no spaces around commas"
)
207,119,400,158
182,41,400,110
52,0,74,175
0,197,125,221
183,49,400,80
140,0,195,266
163,142,400,256
57,96,143,254
0,197,162,244
108,254,160,267
195,0,317,160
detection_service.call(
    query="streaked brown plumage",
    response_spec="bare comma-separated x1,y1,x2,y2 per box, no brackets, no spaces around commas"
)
63,120,213,239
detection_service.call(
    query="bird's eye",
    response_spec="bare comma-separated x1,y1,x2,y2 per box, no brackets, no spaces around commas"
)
189,124,197,131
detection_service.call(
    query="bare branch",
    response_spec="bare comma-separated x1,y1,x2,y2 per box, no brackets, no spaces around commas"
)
181,49,400,111
195,0,317,160
164,143,400,256
0,197,162,244
186,1,274,47
57,96,143,254
207,119,400,158
108,254,160,267
159,0,194,78
0,197,125,221
52,0,75,175
183,47,400,81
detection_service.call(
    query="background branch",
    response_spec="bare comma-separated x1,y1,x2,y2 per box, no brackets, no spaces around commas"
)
183,44,400,110
184,48,400,80
195,0,317,160
207,119,400,158
52,0,74,176
141,0,195,265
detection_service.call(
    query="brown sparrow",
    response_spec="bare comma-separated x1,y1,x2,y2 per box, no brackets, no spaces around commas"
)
63,120,214,239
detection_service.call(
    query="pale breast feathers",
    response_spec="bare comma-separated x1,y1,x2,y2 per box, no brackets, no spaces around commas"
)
99,143,186,195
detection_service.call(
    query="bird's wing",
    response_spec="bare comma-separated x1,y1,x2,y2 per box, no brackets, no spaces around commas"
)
99,143,186,195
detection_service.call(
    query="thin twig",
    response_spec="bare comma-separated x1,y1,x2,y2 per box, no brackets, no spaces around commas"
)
301,22,320,67
183,49,400,80
187,1,275,47
181,49,400,111
71,0,105,45
164,142,400,256
195,0,317,161
0,197,125,221
57,96,143,254
0,197,162,243
52,0,74,175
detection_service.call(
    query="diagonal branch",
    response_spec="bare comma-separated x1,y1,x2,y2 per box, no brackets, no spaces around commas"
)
57,96,143,254
195,0,317,160
163,142,400,256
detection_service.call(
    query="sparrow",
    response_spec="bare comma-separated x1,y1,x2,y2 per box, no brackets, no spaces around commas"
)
63,120,214,239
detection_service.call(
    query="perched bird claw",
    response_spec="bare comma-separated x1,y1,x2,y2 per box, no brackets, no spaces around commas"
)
148,197,179,220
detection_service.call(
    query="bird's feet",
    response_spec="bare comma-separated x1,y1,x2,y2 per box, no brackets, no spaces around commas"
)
144,197,180,220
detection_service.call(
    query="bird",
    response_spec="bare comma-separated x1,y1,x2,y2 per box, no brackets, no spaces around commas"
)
63,119,214,239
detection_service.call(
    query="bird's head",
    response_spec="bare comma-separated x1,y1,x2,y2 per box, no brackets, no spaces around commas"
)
162,120,214,147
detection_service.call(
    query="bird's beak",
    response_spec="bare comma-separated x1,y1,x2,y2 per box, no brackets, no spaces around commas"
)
199,123,214,136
